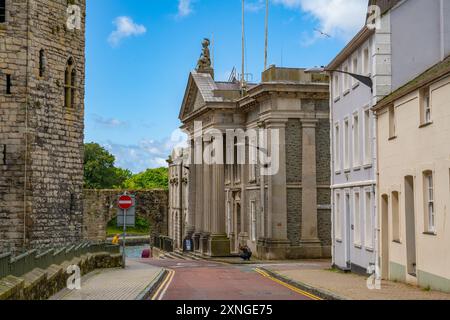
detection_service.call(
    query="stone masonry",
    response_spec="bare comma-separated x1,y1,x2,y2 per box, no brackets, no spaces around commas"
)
83,190,168,243
0,0,86,253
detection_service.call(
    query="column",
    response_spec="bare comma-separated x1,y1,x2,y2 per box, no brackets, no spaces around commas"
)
200,141,211,254
208,162,231,256
194,138,203,252
300,119,322,256
264,120,290,259
185,140,196,239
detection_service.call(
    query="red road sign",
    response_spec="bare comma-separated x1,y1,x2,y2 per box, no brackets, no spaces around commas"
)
118,195,133,210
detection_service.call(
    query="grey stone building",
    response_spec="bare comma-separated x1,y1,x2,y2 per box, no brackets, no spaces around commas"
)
170,40,332,260
0,0,86,253
167,148,189,250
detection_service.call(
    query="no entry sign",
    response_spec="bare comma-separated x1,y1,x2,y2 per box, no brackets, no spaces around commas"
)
118,195,133,210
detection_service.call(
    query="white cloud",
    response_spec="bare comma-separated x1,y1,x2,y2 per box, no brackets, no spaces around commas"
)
177,0,193,18
108,16,147,47
272,0,367,43
103,129,188,173
245,0,265,13
92,114,128,128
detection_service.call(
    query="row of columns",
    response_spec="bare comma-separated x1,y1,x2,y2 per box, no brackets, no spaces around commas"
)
184,118,321,258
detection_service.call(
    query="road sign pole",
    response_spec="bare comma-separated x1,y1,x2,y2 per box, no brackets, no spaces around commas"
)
122,208,127,269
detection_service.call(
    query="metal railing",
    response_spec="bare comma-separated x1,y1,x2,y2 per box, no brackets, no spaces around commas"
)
152,236,173,253
0,242,120,280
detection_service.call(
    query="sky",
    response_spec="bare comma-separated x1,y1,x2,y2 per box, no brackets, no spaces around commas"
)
85,0,368,173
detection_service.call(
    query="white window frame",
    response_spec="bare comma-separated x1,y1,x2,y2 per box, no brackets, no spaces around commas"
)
424,172,436,234
363,46,370,75
344,118,350,171
334,122,341,172
335,191,342,241
333,74,340,100
353,189,361,246
343,65,350,93
352,56,359,87
392,191,401,242
363,107,372,166
420,87,432,125
364,189,374,249
353,111,361,168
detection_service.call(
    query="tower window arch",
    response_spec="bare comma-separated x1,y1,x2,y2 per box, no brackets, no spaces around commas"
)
64,57,76,108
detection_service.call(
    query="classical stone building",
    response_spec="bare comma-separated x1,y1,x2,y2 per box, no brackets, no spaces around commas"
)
0,0,86,253
167,148,189,250
169,40,332,260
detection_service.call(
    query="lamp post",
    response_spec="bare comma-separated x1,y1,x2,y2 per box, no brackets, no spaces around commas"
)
305,67,373,92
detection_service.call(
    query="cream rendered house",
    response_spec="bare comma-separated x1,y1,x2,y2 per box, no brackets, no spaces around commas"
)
373,56,450,292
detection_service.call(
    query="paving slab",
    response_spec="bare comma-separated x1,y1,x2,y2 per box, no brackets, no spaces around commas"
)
263,261,450,300
50,259,163,300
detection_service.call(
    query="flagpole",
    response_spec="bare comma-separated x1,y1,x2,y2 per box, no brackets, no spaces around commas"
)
264,0,269,71
241,0,245,95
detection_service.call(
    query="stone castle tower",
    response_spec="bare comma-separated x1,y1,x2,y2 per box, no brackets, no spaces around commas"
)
0,0,86,253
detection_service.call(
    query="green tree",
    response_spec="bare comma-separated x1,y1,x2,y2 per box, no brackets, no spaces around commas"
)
123,167,168,190
84,143,132,189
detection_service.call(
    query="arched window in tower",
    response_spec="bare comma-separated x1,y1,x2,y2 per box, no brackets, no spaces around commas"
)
39,49,45,77
71,68,76,108
64,57,76,108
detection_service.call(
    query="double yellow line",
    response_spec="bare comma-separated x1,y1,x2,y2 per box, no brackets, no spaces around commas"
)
151,269,175,301
253,268,322,300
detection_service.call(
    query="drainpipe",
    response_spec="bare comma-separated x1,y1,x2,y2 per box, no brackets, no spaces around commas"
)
329,74,335,267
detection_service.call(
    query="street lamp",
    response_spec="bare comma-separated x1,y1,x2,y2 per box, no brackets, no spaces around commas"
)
305,66,373,92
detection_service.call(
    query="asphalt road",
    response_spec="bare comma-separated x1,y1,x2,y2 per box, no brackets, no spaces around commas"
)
140,259,318,300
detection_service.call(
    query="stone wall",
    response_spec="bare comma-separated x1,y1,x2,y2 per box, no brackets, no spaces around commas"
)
0,252,121,300
0,0,86,253
83,190,168,242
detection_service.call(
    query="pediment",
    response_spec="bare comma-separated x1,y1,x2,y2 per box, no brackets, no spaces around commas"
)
179,73,206,121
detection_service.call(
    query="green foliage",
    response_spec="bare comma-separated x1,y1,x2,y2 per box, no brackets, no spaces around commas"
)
84,143,133,189
84,143,168,190
107,216,150,237
122,167,168,190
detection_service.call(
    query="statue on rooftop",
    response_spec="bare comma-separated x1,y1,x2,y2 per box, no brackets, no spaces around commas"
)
196,38,212,71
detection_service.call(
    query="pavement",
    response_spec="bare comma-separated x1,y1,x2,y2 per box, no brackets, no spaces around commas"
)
140,258,319,300
261,261,450,300
50,259,163,300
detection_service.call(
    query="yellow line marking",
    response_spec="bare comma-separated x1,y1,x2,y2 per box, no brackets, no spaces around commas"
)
254,268,322,300
157,269,175,300
151,269,175,301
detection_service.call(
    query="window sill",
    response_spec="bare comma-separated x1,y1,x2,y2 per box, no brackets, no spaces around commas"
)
343,89,351,96
363,163,373,169
344,168,351,173
419,121,433,129
353,165,362,171
388,136,397,141
334,96,341,103
354,244,362,249
336,238,343,243
423,231,437,236
352,82,360,90
365,247,374,253
335,170,342,175
393,240,402,244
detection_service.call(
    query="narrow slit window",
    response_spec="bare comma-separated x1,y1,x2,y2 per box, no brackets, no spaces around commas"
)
0,0,6,23
39,49,45,77
6,74,11,94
